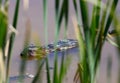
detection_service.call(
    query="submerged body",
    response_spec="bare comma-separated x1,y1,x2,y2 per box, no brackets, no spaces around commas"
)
20,39,78,60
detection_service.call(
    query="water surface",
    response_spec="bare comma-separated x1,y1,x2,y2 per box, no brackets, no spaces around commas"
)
9,0,120,83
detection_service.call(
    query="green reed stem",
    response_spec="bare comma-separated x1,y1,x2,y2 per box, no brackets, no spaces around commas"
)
6,0,20,82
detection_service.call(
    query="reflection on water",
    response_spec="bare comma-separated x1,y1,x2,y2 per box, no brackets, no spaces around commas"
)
10,43,119,83
10,47,79,83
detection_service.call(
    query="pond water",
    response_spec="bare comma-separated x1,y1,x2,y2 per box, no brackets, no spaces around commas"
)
8,0,120,83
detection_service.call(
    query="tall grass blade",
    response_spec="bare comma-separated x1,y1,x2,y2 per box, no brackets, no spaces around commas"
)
0,49,6,83
58,0,65,32
46,57,51,83
64,0,69,38
72,17,90,83
0,1,8,59
72,17,85,63
53,0,61,83
59,52,65,83
53,51,59,83
79,0,95,82
12,0,20,28
0,9,7,55
0,0,2,6
0,7,8,83
59,0,69,81
32,60,45,83
106,35,119,48
94,0,110,75
55,0,59,17
58,0,69,33
96,0,110,46
54,0,70,82
43,0,48,45
104,0,118,38
73,0,78,17
6,0,20,82
43,0,51,83
64,0,69,27
90,0,101,45
79,0,89,38
78,63,83,83
59,51,71,83
79,3,94,80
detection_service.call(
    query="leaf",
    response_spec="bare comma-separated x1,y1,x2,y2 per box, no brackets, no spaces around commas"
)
0,0,2,6
46,57,51,83
58,0,69,33
0,49,6,83
64,0,69,28
90,0,101,45
59,52,65,83
79,0,89,38
73,0,78,16
72,17,85,62
58,0,65,32
43,0,48,45
106,34,119,48
6,0,20,82
32,60,45,83
72,17,90,83
104,0,118,38
0,10,7,49
43,0,51,83
94,0,111,75
55,0,59,16
53,51,59,83
12,0,20,28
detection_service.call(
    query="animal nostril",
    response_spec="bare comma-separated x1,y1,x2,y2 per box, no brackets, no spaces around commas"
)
20,53,23,56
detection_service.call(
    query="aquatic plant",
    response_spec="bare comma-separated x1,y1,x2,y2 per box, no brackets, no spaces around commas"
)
73,0,119,83
0,0,120,83
0,0,20,83
32,0,71,83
